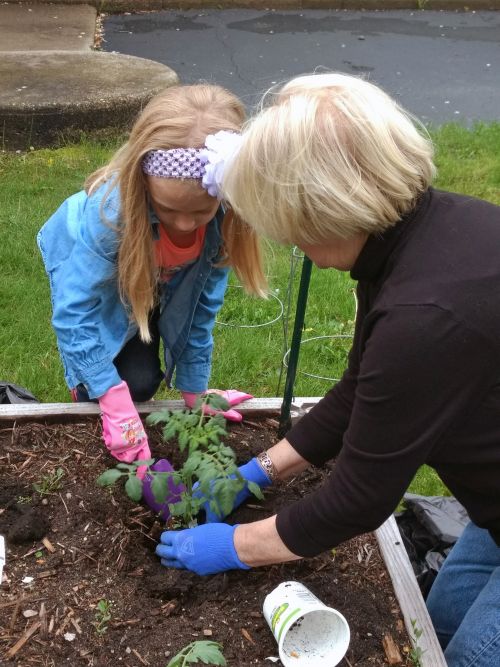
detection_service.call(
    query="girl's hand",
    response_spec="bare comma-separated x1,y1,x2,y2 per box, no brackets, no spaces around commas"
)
181,389,253,422
98,381,152,479
142,459,184,521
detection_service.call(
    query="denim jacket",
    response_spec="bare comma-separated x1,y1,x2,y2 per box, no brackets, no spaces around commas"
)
37,184,229,399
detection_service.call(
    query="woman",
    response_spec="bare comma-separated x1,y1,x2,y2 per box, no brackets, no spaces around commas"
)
155,74,500,666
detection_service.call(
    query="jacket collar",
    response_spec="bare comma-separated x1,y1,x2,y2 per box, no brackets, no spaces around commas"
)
350,188,432,282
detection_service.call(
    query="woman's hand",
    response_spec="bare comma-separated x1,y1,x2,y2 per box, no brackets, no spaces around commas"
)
156,523,250,576
196,456,273,523
156,516,300,575
196,439,311,522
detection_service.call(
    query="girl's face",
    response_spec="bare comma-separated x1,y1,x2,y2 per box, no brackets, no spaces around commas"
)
146,176,219,238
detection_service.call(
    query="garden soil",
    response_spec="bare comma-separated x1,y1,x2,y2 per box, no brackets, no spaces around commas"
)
0,416,412,666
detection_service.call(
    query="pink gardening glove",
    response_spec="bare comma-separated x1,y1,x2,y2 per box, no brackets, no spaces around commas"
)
99,381,152,479
181,389,253,423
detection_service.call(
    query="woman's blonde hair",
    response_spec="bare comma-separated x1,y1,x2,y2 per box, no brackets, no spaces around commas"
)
223,72,436,246
85,84,266,341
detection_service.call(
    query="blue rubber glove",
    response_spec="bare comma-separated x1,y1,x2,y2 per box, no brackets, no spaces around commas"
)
156,523,251,576
197,457,272,523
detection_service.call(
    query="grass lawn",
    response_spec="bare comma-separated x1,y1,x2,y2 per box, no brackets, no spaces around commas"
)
2,123,500,496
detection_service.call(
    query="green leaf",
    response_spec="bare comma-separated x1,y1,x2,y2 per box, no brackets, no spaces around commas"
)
208,498,224,519
163,421,179,440
211,415,227,431
178,430,189,450
182,450,202,478
196,468,220,491
188,435,200,451
190,495,205,516
218,445,236,460
134,458,155,467
212,479,239,517
97,468,123,487
166,641,226,667
205,394,230,412
185,413,199,427
146,410,171,425
116,463,135,471
170,497,189,519
247,481,264,500
125,475,143,502
193,395,205,412
151,474,169,505
190,640,226,665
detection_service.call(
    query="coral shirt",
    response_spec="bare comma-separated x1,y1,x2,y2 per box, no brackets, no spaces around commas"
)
155,224,206,282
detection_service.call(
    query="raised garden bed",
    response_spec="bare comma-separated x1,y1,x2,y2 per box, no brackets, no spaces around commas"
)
0,400,445,666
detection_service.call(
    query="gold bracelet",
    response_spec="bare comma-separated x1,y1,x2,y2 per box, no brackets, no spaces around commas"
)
257,451,278,482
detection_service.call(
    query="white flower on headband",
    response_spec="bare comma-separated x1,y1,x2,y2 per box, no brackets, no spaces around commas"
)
201,131,244,199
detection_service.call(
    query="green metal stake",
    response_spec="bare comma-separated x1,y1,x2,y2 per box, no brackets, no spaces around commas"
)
278,255,313,438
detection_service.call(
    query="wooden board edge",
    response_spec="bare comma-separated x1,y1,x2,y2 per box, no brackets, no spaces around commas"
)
375,515,447,666
0,397,324,424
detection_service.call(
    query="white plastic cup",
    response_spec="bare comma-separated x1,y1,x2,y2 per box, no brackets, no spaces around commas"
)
263,581,350,667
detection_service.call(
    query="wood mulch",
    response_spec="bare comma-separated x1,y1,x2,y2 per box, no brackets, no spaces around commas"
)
0,417,412,666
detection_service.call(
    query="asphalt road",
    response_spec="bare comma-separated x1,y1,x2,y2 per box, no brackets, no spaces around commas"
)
103,8,500,125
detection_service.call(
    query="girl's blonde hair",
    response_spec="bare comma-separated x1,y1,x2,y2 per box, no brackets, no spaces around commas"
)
85,84,266,341
223,72,436,246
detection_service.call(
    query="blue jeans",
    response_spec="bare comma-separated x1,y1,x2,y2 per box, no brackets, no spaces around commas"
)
426,522,500,667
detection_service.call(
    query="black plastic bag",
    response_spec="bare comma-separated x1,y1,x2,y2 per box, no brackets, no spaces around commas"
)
0,382,39,404
396,493,470,598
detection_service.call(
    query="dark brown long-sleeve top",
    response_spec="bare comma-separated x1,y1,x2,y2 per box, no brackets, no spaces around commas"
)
276,188,500,557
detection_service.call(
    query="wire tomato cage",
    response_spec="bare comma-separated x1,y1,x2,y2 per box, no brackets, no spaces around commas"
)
215,247,357,396
215,285,284,329
282,334,353,383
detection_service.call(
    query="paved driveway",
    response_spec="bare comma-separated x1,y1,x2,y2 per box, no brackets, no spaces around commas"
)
103,8,500,125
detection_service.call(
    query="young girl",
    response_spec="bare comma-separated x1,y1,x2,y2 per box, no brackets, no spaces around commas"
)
38,83,266,475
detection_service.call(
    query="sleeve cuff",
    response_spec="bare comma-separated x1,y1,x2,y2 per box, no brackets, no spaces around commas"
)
275,502,330,558
175,362,211,394
286,417,332,467
79,362,122,400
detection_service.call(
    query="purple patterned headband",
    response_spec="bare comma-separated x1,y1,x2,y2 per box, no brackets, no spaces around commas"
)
142,147,205,180
141,130,243,199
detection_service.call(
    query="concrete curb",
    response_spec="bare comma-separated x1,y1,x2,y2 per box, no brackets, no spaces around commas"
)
16,0,500,12
1,51,178,150
0,3,180,149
